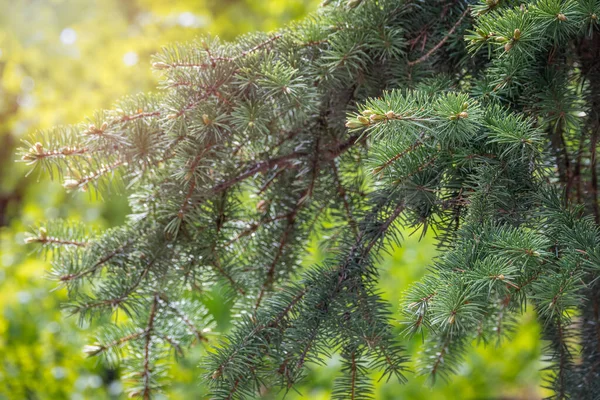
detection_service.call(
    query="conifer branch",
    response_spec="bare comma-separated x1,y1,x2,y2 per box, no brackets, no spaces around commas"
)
23,0,600,398
116,111,162,124
209,133,362,196
350,351,357,400
254,216,296,311
27,236,88,248
372,133,425,176
160,298,209,343
141,295,159,400
407,7,470,66
60,239,133,282
331,160,359,236
85,330,145,357
63,159,127,190
157,333,184,356
20,144,90,163
429,336,451,382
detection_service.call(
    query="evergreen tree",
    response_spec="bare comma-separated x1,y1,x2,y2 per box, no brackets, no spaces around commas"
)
19,0,600,398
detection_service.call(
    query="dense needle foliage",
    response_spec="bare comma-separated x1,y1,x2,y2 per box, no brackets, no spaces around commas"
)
19,0,600,398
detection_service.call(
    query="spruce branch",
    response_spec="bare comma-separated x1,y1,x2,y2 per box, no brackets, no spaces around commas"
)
407,6,471,66
21,0,600,398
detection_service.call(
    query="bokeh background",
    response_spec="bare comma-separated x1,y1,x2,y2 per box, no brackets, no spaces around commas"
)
0,1,545,399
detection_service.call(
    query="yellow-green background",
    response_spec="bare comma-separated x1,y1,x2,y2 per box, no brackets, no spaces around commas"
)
0,1,544,398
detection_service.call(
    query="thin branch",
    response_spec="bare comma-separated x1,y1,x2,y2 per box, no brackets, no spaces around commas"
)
116,111,161,125
65,159,126,190
331,160,358,237
21,146,90,163
160,34,282,70
60,239,134,282
590,124,599,223
30,236,87,247
86,330,145,356
350,351,357,400
254,189,307,311
430,335,452,381
407,7,470,67
223,214,289,247
372,133,425,176
210,133,362,196
160,299,208,343
142,295,159,400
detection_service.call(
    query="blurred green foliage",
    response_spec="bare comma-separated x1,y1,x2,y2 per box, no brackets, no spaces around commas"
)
0,1,544,398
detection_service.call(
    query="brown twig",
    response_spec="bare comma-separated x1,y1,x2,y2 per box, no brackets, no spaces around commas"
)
141,295,159,400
